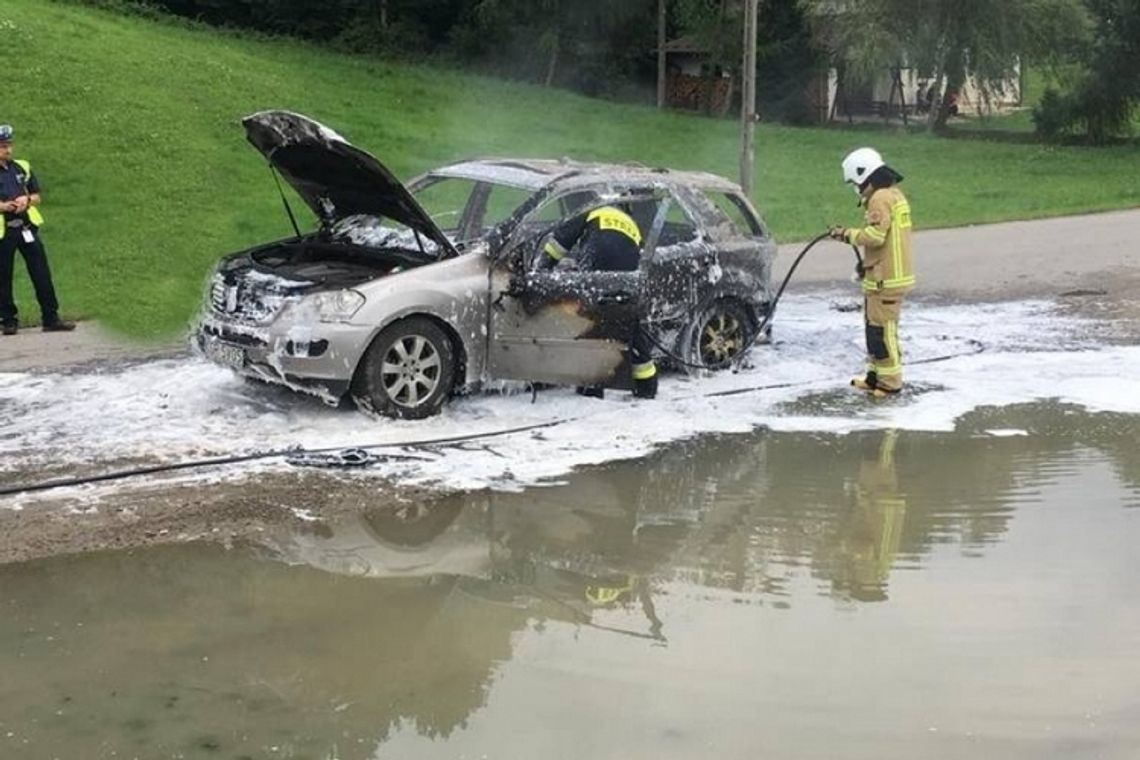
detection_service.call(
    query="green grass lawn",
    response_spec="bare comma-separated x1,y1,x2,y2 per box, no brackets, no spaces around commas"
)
3,1,1139,336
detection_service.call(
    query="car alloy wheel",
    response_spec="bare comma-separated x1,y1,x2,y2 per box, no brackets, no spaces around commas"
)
691,300,755,370
382,334,442,408
353,316,456,419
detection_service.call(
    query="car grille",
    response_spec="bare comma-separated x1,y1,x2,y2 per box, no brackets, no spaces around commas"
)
209,272,294,325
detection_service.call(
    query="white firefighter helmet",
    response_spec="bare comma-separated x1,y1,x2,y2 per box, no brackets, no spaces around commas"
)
841,147,885,191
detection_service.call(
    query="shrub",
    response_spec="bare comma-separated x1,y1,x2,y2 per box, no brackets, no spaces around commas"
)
1032,87,1075,141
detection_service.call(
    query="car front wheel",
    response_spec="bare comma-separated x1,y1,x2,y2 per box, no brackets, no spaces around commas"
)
687,299,755,371
352,317,456,419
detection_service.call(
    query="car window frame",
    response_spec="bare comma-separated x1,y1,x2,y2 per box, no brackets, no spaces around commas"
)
686,187,767,242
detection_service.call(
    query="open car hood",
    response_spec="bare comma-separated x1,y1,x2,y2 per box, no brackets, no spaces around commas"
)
242,111,456,259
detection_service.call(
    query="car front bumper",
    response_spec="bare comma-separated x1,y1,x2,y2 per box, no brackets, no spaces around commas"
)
196,312,373,404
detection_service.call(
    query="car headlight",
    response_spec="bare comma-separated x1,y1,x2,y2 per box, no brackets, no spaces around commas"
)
310,290,366,323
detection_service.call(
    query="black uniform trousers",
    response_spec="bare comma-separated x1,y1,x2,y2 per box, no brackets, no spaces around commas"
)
629,324,654,368
0,225,61,327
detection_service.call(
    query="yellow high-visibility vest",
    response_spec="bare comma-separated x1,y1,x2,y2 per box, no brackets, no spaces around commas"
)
0,159,45,241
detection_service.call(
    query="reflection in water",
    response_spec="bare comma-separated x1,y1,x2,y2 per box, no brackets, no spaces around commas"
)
833,429,907,602
2,403,1139,759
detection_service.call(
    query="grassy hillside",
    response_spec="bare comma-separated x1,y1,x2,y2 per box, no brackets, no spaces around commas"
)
3,1,1139,336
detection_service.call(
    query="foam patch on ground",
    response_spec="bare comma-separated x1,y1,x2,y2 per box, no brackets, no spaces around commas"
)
2,293,1138,503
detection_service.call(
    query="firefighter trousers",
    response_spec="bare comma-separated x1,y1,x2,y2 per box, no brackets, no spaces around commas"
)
863,293,904,391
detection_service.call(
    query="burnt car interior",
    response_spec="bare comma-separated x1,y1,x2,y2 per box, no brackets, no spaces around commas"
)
507,189,689,275
495,189,682,320
502,189,600,258
700,190,766,239
409,176,533,247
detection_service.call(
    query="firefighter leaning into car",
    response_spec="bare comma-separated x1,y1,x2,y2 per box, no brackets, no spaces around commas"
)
540,203,658,400
0,124,74,336
829,147,914,397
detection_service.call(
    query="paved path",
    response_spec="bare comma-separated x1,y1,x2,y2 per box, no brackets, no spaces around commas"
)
0,321,182,372
776,208,1139,301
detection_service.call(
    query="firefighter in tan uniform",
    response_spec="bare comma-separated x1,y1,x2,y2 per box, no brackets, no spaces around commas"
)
830,147,914,397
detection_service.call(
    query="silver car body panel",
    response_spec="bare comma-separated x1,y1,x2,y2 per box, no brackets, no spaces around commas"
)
200,252,493,403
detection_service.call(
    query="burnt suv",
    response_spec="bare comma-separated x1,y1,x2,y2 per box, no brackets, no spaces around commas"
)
196,111,776,418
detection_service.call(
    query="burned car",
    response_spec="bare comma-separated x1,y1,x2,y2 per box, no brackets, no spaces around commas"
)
197,111,776,419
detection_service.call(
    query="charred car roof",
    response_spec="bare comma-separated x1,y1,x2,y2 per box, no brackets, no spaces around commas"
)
429,158,743,194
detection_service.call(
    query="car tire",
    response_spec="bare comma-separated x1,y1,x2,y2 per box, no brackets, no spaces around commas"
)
352,317,456,419
686,299,756,371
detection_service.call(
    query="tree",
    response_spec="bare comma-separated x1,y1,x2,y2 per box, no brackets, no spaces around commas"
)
675,0,745,73
458,0,655,90
674,0,824,122
1035,0,1140,143
799,0,1091,131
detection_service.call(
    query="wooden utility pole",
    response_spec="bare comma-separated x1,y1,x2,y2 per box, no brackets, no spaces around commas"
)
739,0,759,198
656,0,667,109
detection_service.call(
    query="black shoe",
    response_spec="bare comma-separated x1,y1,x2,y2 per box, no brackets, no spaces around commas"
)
2,323,16,336
576,385,605,400
42,320,76,332
632,375,658,400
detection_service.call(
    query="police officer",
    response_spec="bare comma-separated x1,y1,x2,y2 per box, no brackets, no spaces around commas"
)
541,204,657,399
0,124,73,335
830,147,914,397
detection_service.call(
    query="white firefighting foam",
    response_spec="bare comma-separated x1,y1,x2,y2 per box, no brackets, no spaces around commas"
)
1,292,1138,503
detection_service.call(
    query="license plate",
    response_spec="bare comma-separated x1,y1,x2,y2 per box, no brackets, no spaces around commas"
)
204,338,245,370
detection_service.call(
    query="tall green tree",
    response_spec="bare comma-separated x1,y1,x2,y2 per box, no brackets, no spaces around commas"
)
799,0,1091,130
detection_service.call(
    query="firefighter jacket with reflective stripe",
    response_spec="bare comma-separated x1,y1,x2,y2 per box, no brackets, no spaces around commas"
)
544,206,642,272
844,186,913,296
0,159,45,240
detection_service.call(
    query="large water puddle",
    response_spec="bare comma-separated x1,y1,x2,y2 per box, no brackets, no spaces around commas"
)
2,403,1138,759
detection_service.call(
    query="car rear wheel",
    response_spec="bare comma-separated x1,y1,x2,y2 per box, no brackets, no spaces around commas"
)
352,317,456,419
688,299,755,371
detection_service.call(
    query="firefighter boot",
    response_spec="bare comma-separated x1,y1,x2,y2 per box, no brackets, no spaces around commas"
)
633,374,658,400
852,372,900,399
851,371,878,392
